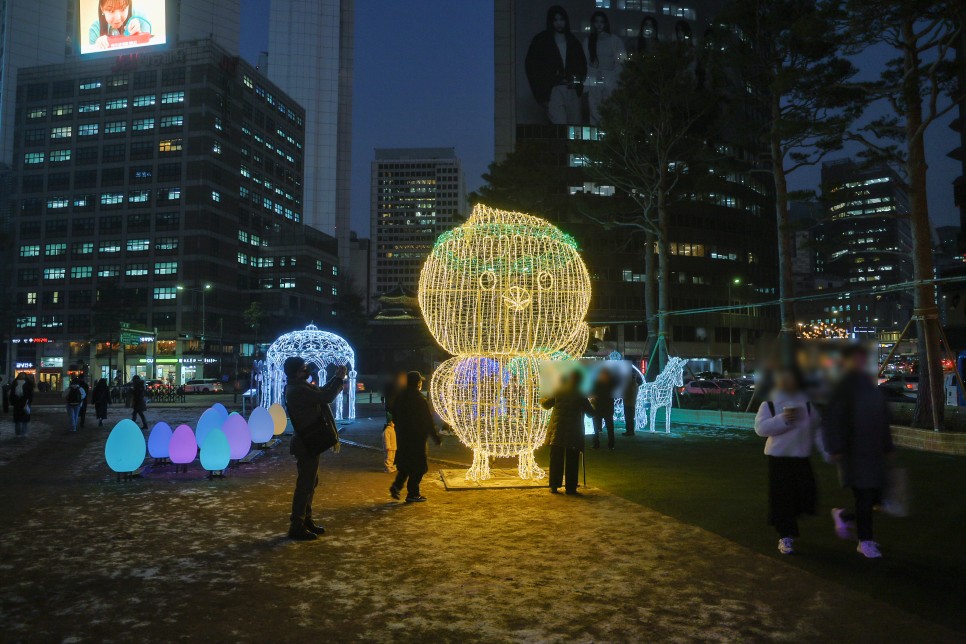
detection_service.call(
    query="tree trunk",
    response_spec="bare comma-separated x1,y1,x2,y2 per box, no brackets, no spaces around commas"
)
902,18,944,430
644,228,659,380
657,182,670,373
770,93,796,366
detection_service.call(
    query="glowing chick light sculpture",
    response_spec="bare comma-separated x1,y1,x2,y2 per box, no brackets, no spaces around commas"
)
262,324,356,420
420,205,591,480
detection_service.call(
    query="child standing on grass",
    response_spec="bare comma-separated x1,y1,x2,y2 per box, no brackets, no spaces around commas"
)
755,366,823,556
382,421,397,473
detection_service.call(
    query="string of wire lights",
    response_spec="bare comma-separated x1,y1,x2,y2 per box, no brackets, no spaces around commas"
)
420,205,592,480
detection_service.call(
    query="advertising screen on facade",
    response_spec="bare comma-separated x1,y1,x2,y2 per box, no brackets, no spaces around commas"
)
79,0,167,54
513,2,709,127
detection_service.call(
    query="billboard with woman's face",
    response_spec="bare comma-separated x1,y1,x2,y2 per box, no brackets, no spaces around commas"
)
79,0,167,54
515,1,710,126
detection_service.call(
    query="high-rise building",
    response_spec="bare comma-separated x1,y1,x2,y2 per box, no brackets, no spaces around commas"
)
813,158,913,331
369,148,465,306
6,39,339,387
267,0,353,267
492,0,775,372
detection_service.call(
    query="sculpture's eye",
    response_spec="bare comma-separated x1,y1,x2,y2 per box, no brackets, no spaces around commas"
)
480,271,497,291
537,271,554,290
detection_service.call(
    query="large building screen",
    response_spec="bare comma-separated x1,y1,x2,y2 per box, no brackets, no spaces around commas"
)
513,2,710,127
79,0,167,54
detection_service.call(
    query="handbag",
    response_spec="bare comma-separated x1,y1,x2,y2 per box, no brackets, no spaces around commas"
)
299,415,339,455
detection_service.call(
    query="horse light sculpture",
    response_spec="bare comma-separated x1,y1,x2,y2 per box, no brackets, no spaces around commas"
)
637,357,686,433
262,324,356,420
420,204,591,480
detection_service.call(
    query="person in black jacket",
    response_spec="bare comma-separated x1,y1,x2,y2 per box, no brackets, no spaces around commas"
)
9,373,34,437
542,369,594,494
92,378,110,427
524,5,587,125
823,344,895,559
389,371,442,503
130,375,148,430
77,376,90,428
284,356,346,541
591,368,617,449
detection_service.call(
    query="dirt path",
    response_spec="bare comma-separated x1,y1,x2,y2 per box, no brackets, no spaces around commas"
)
0,411,957,642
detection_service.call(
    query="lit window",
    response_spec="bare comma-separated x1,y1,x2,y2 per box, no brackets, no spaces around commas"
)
156,238,179,250
126,264,148,276
43,268,66,280
100,193,124,205
46,198,69,210
165,188,181,200
160,115,183,128
99,241,121,253
50,126,72,139
98,266,120,278
79,79,102,91
27,108,47,120
105,98,128,110
78,123,99,136
159,139,183,153
211,191,221,202
127,239,150,252
280,278,296,289
128,190,151,203
45,243,67,256
19,245,40,257
26,293,38,304
73,242,94,255
153,287,177,300
212,142,222,154
52,104,73,117
24,152,44,165
104,121,126,134
133,118,155,131
49,150,71,163
70,266,92,279
161,91,185,104
154,262,177,275
133,94,156,107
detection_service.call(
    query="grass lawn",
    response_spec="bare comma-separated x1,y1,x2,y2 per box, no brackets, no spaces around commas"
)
547,426,966,633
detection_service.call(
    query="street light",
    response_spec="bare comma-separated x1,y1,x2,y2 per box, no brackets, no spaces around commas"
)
728,278,741,375
177,284,212,379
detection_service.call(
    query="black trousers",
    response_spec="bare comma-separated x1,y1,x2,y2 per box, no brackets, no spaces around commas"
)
592,414,615,448
393,468,424,498
842,487,880,541
768,456,817,538
291,451,321,527
549,445,580,492
79,403,87,426
624,405,636,435
131,409,147,427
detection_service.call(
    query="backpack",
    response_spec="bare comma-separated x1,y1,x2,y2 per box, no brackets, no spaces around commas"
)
67,387,82,404
766,400,811,417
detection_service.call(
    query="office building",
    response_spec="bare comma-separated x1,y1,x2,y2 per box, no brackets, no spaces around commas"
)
348,231,370,312
369,147,465,305
492,0,775,372
267,0,354,266
813,159,913,331
7,39,338,388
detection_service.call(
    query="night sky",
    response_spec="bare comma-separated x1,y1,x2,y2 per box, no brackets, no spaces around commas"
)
239,0,961,238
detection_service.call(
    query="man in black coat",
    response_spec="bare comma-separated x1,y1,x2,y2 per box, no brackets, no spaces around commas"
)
284,357,346,541
389,371,441,503
591,368,617,449
824,344,895,559
524,5,587,125
542,369,594,494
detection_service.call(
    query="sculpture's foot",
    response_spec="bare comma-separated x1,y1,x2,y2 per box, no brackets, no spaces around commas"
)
466,450,491,481
517,451,545,480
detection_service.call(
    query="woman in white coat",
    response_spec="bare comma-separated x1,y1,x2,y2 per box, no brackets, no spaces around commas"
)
583,11,625,125
755,367,823,555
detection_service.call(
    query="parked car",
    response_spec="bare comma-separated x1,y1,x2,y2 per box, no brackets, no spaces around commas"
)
696,371,723,381
183,378,224,394
680,380,734,396
879,374,919,396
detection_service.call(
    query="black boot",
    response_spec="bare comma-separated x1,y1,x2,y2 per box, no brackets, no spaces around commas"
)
304,520,326,535
288,524,318,541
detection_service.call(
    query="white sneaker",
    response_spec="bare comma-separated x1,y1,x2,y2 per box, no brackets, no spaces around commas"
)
778,537,795,555
856,540,883,559
831,508,855,540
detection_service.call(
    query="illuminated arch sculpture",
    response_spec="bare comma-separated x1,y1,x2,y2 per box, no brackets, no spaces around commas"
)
420,204,592,480
261,324,356,420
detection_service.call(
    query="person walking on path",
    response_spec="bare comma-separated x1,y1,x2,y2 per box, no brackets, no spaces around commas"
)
542,368,594,495
64,378,86,432
284,357,346,541
9,374,34,437
754,366,823,555
92,378,110,427
382,421,397,473
1,376,9,414
621,368,643,436
389,371,442,503
77,376,90,428
591,368,617,449
130,375,148,430
823,344,895,559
